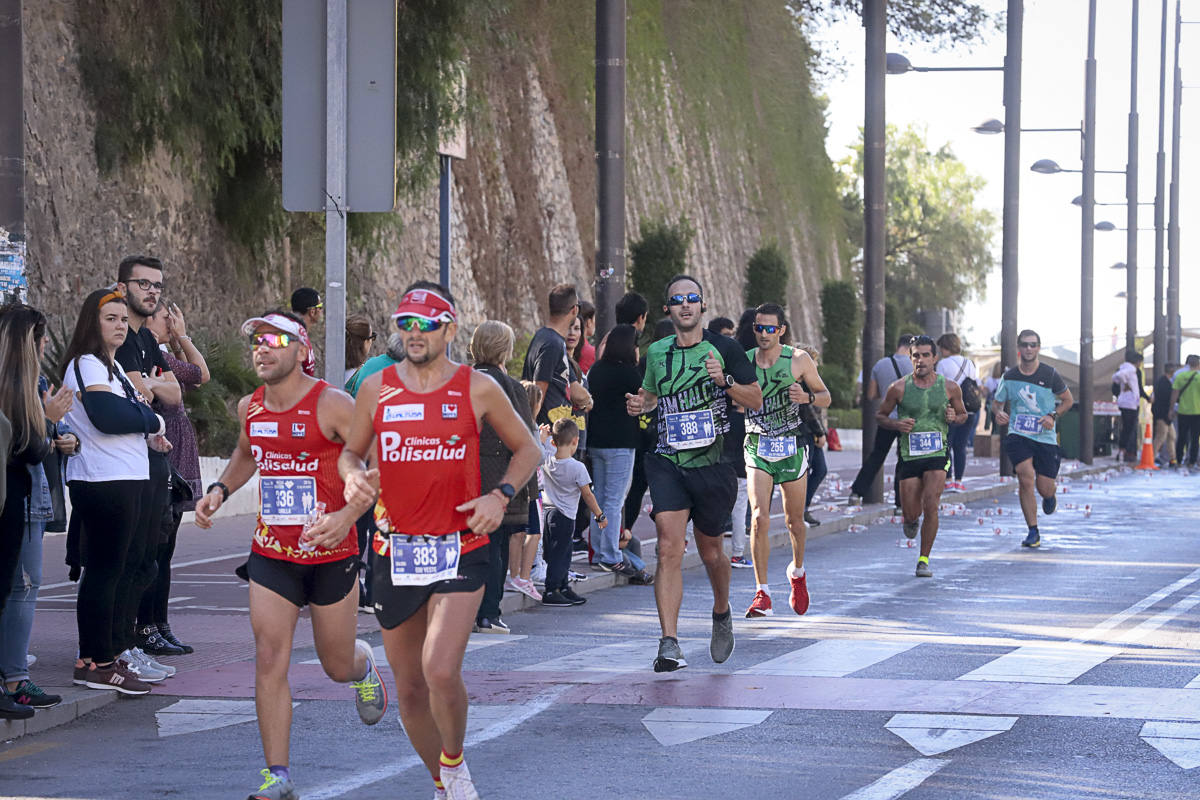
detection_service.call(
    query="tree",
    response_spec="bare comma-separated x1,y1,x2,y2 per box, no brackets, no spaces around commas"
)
788,1,999,48
838,124,996,331
629,216,695,335
744,243,790,309
820,279,859,407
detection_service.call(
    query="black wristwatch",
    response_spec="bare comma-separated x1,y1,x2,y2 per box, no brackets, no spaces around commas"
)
207,481,230,502
495,483,516,499
723,373,736,389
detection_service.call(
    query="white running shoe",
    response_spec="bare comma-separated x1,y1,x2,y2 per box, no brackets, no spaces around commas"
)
135,648,176,677
440,761,480,800
119,650,166,683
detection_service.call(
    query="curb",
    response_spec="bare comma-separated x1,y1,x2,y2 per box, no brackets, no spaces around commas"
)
0,686,118,742
497,460,1119,617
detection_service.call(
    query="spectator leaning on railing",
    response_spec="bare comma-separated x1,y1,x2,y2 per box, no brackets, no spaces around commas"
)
62,289,166,696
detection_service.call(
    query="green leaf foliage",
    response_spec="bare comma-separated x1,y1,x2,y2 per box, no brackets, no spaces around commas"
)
838,124,997,332
820,279,859,407
744,243,790,308
186,333,260,457
630,216,695,335
789,1,999,48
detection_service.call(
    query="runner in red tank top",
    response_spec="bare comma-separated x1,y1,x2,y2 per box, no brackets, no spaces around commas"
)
194,311,388,800
340,283,540,800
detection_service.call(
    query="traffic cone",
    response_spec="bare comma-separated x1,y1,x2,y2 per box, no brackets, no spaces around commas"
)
1135,421,1159,470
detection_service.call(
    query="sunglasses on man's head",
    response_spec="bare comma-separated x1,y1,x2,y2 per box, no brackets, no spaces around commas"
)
396,316,443,333
666,293,702,306
753,324,781,334
250,333,294,350
1019,341,1040,349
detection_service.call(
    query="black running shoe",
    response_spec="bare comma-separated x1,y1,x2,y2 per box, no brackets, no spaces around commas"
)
560,586,588,605
653,636,687,672
1042,494,1057,515
1022,529,1041,548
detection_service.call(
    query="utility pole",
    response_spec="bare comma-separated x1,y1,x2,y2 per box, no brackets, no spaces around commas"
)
862,0,886,503
594,0,626,342
1153,0,1169,367
1126,0,1140,354
999,0,1023,477
323,0,348,384
1080,0,1098,465
1167,0,1182,363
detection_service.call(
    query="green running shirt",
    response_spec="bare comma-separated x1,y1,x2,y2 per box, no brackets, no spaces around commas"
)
898,374,949,461
745,346,805,438
642,328,756,468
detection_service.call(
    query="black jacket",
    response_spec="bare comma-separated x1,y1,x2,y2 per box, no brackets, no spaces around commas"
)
475,363,537,525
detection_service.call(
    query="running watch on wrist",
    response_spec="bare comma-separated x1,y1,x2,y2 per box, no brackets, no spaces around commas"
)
723,373,735,388
207,481,229,502
496,483,516,499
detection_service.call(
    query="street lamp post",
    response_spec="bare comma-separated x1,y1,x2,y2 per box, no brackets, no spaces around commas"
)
1081,0,1098,464
1167,0,1184,362
1000,0,1023,478
1126,0,1140,354
1154,0,1169,368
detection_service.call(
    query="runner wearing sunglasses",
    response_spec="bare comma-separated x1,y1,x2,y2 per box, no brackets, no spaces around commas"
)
339,281,540,800
876,335,968,578
742,303,830,618
625,275,762,672
991,329,1072,548
193,310,387,800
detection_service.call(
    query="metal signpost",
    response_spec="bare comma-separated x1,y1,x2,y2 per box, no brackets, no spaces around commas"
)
282,0,397,384
0,0,26,304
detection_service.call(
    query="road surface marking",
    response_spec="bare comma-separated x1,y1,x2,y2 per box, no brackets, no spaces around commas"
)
518,639,660,677
41,552,247,591
155,699,296,738
640,707,772,745
1140,721,1200,769
300,634,527,665
304,686,566,799
738,639,919,677
837,757,950,800
885,713,1018,756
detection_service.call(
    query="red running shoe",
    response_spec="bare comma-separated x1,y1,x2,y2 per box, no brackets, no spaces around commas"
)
788,571,810,615
745,589,773,618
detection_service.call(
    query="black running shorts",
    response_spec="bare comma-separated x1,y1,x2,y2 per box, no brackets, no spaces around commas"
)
371,543,489,630
643,453,737,537
897,454,951,482
246,552,360,608
1004,434,1062,479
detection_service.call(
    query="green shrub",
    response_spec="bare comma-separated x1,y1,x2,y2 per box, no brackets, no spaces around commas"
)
630,216,694,337
820,279,858,377
821,363,855,410
826,406,863,430
744,243,790,308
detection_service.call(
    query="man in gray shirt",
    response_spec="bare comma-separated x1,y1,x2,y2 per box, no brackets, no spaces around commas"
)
849,334,914,505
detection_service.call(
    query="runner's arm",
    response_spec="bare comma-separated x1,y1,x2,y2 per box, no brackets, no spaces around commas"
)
789,350,831,408
193,395,259,528
1052,387,1074,418
945,381,968,424
626,387,657,415
338,371,382,509
319,387,376,517
875,380,910,431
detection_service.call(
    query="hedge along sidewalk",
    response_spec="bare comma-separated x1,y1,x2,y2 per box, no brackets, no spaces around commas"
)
495,458,1122,617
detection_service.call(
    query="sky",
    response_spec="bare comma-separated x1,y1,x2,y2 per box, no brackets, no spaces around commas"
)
812,0,1197,358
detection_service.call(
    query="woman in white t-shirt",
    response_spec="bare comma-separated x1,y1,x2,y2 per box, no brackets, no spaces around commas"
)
60,289,164,695
935,333,979,491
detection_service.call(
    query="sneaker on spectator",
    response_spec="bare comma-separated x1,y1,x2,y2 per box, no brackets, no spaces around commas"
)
25,653,36,668
529,561,547,584
475,617,510,634
614,561,639,577
8,679,62,709
560,586,588,605
571,537,589,553
119,650,166,683
729,555,753,569
592,560,623,572
540,590,574,607
848,494,863,506
567,570,588,582
510,576,542,602
0,693,34,720
628,570,655,585
503,575,520,592
135,648,176,677
83,662,151,695
803,511,821,527
72,662,90,686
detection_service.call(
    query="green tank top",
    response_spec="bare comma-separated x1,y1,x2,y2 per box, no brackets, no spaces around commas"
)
898,374,949,460
744,345,804,438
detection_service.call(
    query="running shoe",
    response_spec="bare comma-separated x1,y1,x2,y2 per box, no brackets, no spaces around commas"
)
120,650,166,683
710,609,735,664
352,639,388,726
510,576,542,602
804,511,821,527
540,590,574,607
72,662,90,686
560,586,588,605
914,559,933,578
8,679,62,709
593,560,623,572
1022,529,1041,548
83,662,151,695
475,617,510,634
629,570,655,585
614,561,640,577
653,636,687,672
567,570,589,582
745,589,773,618
848,494,863,506
134,648,176,677
0,694,34,720
25,653,36,667
434,789,447,800
903,520,919,540
1042,494,1057,515
787,569,810,615
729,555,753,568
247,768,298,800
440,760,480,800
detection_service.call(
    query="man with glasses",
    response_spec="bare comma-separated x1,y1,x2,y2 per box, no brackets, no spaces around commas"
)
339,282,540,800
113,256,181,683
194,311,387,800
625,275,762,671
991,329,1073,548
876,335,968,577
743,303,830,617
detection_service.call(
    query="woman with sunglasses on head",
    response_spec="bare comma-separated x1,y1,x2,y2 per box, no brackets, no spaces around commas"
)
0,305,72,718
61,289,167,695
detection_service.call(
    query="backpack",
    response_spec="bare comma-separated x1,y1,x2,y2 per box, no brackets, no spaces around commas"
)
953,358,981,413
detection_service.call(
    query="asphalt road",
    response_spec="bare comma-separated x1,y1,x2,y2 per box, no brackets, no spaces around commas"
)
3,467,1200,800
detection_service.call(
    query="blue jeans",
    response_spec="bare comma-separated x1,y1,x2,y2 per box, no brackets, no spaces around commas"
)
589,447,635,565
0,521,46,683
622,535,646,571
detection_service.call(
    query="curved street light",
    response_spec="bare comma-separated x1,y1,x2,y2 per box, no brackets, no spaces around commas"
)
1095,220,1118,231
887,52,1003,74
974,118,1081,135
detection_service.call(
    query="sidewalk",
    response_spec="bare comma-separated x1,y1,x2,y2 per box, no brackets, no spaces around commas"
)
3,451,1130,742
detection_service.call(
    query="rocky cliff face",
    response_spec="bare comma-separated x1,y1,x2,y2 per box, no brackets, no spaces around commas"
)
23,0,843,347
